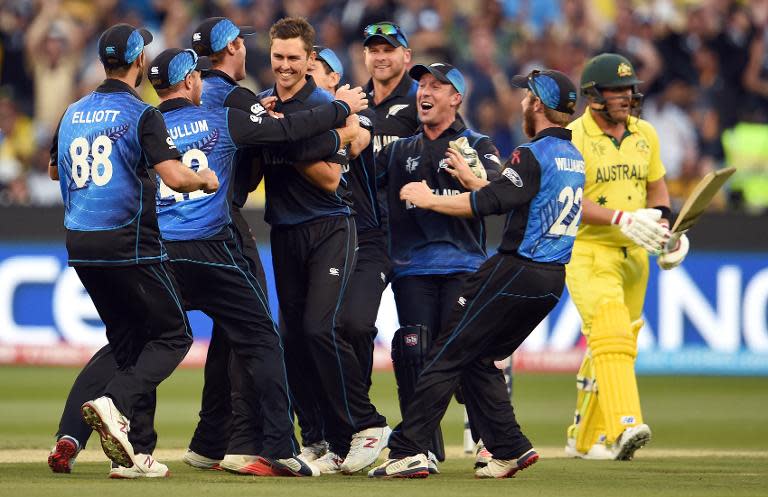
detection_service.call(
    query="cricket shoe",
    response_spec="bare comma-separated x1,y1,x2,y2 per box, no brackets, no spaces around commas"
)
298,441,329,463
81,396,134,468
475,449,539,478
564,438,614,460
109,453,169,479
368,454,429,478
182,449,222,470
310,451,344,474
48,436,80,473
271,456,320,477
614,424,651,461
474,441,492,469
341,425,392,473
221,454,276,475
427,451,440,474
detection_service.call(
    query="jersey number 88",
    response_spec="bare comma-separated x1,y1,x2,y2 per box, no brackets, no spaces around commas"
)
70,136,113,187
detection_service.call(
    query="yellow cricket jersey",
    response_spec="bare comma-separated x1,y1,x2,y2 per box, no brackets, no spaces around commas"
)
568,109,666,247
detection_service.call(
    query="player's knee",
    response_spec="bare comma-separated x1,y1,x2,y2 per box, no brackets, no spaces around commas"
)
335,312,374,340
587,300,635,358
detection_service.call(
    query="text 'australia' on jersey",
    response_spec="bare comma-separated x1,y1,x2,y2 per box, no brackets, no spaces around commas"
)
378,120,503,278
257,77,351,227
156,103,237,240
471,127,585,264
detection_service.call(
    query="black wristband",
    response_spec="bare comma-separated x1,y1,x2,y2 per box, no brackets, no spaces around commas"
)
653,205,673,223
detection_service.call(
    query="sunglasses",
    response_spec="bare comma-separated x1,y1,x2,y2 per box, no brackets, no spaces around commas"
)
363,22,408,47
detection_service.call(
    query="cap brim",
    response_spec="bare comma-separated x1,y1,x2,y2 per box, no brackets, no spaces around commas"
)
138,27,153,46
238,26,257,37
509,74,529,89
408,64,449,84
195,56,212,71
364,33,402,47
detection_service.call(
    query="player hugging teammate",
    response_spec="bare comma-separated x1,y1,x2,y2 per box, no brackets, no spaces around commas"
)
46,16,685,482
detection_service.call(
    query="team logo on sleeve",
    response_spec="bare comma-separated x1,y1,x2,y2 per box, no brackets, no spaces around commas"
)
250,114,262,124
192,32,202,42
250,103,267,116
502,167,523,187
166,136,177,149
358,114,372,127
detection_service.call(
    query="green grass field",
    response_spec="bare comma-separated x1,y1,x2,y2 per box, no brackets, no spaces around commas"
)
1,366,767,496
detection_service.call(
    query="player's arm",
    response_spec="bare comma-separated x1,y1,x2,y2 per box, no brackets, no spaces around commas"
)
296,160,344,193
400,181,474,217
349,111,374,158
646,176,672,227
48,114,65,180
140,109,218,193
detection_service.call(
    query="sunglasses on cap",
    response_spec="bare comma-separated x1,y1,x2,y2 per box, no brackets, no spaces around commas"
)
363,22,408,47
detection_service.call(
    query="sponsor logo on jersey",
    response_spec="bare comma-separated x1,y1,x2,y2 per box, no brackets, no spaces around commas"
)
329,267,340,276
458,296,467,307
250,103,267,116
165,136,177,149
386,104,409,118
192,32,202,42
358,114,373,127
150,66,159,75
404,333,418,346
485,153,502,165
502,167,523,187
250,114,262,124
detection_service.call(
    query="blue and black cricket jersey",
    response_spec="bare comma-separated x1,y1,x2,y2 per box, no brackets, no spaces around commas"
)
257,76,352,227
51,79,180,266
156,96,354,239
471,127,586,264
377,119,503,279
201,70,348,208
364,73,419,154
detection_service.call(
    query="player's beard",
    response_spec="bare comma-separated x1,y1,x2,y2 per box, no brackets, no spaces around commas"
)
522,104,536,139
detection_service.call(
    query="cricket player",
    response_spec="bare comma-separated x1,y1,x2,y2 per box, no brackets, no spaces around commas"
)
376,62,503,471
371,68,585,479
564,53,689,461
258,16,390,475
183,16,364,474
46,23,218,476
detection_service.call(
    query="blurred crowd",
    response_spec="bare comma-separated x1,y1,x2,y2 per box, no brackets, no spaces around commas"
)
1,0,767,211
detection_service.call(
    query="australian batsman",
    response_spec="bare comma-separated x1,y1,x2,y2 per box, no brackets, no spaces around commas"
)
565,53,690,460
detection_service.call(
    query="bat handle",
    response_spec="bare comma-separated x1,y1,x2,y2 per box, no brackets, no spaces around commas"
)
665,231,682,252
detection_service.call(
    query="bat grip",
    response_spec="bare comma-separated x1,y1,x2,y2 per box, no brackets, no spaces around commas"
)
665,231,682,252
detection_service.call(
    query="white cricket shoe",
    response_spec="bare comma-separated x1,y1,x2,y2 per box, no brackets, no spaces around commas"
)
614,424,651,460
427,451,440,474
368,454,429,478
182,449,221,470
474,441,493,468
475,449,539,478
109,453,169,479
298,441,329,463
310,451,344,474
564,438,615,460
81,396,134,468
220,454,262,475
341,425,392,473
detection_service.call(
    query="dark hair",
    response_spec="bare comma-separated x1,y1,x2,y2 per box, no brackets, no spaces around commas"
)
269,17,315,55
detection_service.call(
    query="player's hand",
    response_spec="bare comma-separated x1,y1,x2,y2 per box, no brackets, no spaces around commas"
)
335,84,368,114
198,168,219,193
444,148,486,191
611,208,670,255
259,96,283,118
400,180,434,209
658,233,689,270
336,114,361,146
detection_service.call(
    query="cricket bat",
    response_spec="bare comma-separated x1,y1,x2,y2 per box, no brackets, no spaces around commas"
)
667,167,736,248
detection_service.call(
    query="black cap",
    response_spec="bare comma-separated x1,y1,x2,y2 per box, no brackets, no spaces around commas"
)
148,49,212,89
191,17,256,56
408,63,466,97
98,23,152,68
510,69,578,114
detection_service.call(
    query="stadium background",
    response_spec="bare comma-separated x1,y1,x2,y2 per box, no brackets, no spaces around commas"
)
0,0,767,376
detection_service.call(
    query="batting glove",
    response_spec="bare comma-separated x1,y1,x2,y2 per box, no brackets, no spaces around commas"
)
658,233,689,270
611,208,671,255
448,137,486,180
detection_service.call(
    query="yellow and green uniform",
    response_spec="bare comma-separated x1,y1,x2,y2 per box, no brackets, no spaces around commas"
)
565,109,666,452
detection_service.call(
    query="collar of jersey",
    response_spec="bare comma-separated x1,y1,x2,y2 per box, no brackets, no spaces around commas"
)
418,117,466,140
530,126,572,142
272,75,316,104
97,78,141,99
583,108,640,137
157,97,195,113
365,73,416,104
203,69,237,86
